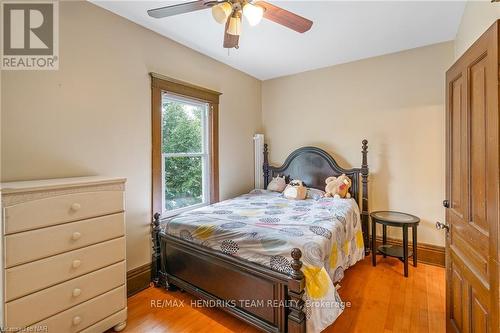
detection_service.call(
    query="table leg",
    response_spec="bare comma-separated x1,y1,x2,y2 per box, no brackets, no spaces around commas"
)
412,225,417,267
382,225,387,258
403,225,408,277
372,219,376,266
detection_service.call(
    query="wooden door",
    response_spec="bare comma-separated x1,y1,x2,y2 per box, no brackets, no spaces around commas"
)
444,21,499,333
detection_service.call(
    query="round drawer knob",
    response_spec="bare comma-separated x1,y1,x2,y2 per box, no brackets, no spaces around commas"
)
72,316,82,326
72,260,81,268
72,232,82,240
70,203,81,211
72,288,82,297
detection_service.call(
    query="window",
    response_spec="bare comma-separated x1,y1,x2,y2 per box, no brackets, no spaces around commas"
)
162,94,209,213
151,74,220,217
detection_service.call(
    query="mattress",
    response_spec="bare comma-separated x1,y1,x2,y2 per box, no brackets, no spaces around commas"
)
161,189,365,332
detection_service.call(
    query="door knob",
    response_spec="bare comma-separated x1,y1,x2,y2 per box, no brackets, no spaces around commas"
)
443,200,450,208
436,221,449,232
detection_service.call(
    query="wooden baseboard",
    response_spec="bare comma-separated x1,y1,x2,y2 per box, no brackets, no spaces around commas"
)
127,263,151,297
374,236,445,267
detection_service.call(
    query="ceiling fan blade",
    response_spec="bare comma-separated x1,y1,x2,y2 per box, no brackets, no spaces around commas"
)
255,1,313,33
148,1,208,18
223,19,239,49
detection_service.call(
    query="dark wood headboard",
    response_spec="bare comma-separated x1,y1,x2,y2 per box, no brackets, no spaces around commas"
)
263,140,370,253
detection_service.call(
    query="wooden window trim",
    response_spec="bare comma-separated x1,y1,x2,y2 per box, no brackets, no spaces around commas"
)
151,73,221,216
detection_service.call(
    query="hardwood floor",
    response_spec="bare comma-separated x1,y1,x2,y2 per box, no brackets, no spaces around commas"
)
114,256,445,333
329,256,445,333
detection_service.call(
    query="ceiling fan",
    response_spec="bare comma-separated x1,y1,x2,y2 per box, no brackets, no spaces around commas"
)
147,0,313,49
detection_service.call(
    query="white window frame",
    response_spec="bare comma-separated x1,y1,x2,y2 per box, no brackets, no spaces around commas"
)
161,93,211,217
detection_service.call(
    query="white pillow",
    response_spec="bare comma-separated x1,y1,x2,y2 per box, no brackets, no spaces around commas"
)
306,188,326,200
267,176,287,192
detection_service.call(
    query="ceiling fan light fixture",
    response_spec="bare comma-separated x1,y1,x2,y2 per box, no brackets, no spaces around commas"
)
211,2,232,24
147,0,313,49
243,3,264,26
226,14,241,36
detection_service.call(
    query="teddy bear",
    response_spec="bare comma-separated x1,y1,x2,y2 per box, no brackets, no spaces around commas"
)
325,174,352,198
283,179,307,200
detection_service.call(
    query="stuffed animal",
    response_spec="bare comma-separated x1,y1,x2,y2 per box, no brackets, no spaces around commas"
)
325,174,352,198
267,175,287,192
283,179,307,200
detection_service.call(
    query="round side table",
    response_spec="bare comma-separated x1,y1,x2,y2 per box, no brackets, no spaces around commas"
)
370,211,420,277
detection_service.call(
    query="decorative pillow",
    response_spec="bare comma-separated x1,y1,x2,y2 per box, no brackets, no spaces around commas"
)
325,173,352,199
306,188,326,200
267,175,286,192
283,180,307,200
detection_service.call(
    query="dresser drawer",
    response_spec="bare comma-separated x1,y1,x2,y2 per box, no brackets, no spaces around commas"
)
5,261,125,328
5,213,125,268
5,237,125,301
79,308,127,333
26,285,126,333
4,190,124,234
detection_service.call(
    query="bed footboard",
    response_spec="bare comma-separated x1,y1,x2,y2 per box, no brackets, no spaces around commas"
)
151,214,306,333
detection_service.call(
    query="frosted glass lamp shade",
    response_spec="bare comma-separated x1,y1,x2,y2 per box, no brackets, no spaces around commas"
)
243,3,264,26
212,2,232,24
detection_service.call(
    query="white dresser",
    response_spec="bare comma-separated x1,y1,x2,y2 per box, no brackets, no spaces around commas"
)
0,177,127,333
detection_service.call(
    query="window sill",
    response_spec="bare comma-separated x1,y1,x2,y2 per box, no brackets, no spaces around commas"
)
161,202,209,219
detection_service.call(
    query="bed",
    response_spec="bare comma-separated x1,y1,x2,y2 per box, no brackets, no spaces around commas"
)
151,140,369,333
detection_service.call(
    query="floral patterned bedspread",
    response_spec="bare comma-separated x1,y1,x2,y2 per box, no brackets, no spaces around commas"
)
161,189,365,332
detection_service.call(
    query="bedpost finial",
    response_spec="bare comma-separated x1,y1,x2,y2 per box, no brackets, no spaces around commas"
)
291,248,302,260
290,248,304,280
362,139,368,151
153,212,161,227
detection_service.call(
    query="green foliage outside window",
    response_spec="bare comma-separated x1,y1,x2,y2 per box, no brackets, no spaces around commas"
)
162,99,204,211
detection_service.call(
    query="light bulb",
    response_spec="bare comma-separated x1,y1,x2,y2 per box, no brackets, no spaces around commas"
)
212,2,232,24
227,15,241,36
243,3,264,26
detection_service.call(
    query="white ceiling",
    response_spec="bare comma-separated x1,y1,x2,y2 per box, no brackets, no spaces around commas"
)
92,1,466,80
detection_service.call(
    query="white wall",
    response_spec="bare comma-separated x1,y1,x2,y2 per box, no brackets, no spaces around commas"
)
455,0,500,58
1,1,262,271
262,42,455,246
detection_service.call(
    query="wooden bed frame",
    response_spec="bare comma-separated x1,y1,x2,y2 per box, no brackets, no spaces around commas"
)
151,140,369,333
